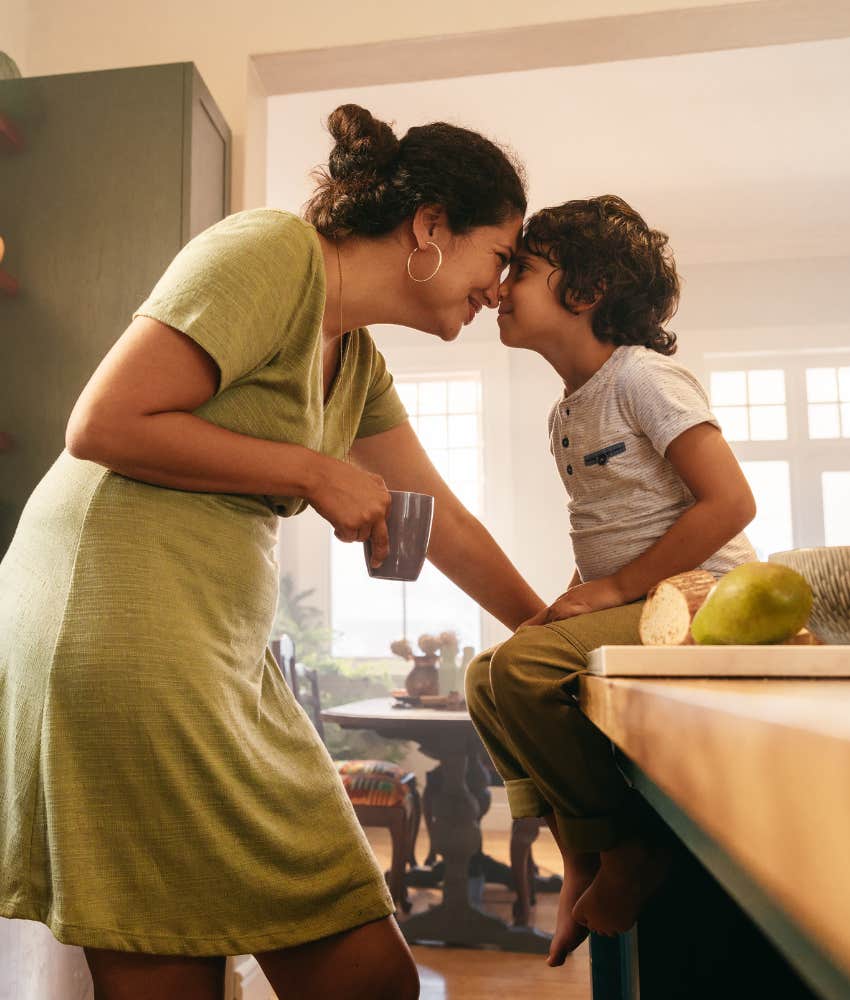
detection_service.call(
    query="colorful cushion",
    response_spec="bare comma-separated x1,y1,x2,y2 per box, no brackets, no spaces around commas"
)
336,760,413,807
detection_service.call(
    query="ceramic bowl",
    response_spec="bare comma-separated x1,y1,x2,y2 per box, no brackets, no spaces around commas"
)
768,547,850,644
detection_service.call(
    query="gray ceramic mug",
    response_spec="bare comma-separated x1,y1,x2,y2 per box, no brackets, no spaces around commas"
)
364,490,435,581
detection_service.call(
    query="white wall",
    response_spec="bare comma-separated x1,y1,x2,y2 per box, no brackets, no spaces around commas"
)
12,0,775,211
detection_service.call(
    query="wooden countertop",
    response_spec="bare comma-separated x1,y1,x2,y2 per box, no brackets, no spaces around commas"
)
580,666,850,978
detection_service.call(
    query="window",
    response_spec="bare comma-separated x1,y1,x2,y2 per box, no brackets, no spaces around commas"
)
806,366,850,439
330,373,484,659
710,369,787,442
707,351,850,559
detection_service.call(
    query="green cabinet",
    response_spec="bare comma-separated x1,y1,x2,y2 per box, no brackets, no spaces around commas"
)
0,62,231,553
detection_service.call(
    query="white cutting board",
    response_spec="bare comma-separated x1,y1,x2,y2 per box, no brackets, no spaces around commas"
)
588,644,850,677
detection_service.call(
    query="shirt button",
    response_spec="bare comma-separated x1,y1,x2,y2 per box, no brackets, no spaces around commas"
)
561,436,569,448
566,464,573,475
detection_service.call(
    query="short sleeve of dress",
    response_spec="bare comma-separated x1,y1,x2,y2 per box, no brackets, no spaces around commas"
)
621,351,720,457
132,210,322,395
356,342,408,439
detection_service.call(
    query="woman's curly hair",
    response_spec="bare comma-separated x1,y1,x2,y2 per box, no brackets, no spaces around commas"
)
523,195,680,355
304,104,527,238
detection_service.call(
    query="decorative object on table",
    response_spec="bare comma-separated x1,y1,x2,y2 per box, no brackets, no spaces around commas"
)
640,563,817,646
437,630,459,695
392,631,468,700
271,636,421,912
391,633,437,697
769,547,850,645
364,489,435,581
420,692,465,710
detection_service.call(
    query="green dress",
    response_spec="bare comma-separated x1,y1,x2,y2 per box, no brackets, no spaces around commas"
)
0,209,408,955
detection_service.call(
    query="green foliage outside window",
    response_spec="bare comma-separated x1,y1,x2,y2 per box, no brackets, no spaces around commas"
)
271,573,409,764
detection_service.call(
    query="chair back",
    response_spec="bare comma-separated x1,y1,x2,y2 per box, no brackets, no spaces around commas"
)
270,634,326,741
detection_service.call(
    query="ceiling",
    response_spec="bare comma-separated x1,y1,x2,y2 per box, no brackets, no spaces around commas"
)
267,36,850,268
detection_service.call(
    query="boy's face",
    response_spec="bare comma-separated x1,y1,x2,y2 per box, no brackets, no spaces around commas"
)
496,250,566,349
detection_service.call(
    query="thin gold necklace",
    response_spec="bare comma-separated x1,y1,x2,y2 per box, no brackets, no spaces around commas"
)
335,241,350,464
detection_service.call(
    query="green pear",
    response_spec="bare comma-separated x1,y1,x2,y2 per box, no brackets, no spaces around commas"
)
691,562,813,645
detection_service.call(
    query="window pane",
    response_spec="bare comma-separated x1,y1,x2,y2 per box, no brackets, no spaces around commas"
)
333,372,484,658
747,369,785,405
740,461,793,560
749,405,788,441
453,480,481,516
448,414,479,448
710,371,747,406
448,380,480,413
331,537,406,657
823,471,850,545
449,448,478,482
808,403,841,439
403,561,481,654
417,414,447,450
396,382,418,414
806,367,838,403
418,381,446,414
429,448,450,479
839,367,850,402
714,406,749,441
842,403,850,438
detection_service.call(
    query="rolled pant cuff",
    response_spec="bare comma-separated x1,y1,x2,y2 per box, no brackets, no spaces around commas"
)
505,778,552,818
554,791,648,853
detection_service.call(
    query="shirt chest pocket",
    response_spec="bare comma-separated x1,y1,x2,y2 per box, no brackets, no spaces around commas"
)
583,441,627,469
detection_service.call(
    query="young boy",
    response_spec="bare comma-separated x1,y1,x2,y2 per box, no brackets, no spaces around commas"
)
465,195,756,966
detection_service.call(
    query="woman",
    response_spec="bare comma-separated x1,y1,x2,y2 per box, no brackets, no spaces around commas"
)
0,105,544,999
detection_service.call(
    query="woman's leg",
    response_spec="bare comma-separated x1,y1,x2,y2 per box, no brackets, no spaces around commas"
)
254,914,419,1000
83,949,225,1000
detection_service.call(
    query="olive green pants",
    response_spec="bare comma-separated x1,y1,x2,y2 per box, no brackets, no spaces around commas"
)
465,602,653,854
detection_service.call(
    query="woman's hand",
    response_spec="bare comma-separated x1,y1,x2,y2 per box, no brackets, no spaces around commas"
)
518,577,627,627
306,456,392,567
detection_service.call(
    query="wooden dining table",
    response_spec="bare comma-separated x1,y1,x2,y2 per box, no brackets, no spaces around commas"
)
321,697,552,953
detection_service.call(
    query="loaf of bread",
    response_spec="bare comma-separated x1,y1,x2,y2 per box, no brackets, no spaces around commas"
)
639,570,716,645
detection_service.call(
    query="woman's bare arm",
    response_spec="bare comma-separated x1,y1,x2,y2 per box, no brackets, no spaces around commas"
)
351,421,545,631
66,316,393,558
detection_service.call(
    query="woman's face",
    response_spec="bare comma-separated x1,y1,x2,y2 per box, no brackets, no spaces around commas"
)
410,211,524,340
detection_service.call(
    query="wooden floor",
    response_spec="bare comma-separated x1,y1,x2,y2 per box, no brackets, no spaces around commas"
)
366,825,592,1000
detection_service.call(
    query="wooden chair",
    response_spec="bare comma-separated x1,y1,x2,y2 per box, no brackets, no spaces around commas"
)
270,635,421,913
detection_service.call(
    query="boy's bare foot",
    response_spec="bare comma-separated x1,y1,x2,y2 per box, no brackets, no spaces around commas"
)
547,851,600,967
571,838,671,936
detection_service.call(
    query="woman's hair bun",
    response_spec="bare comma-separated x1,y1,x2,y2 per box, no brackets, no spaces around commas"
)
304,104,526,238
326,104,400,180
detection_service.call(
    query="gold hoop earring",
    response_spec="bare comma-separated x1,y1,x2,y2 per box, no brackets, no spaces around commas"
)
407,241,443,283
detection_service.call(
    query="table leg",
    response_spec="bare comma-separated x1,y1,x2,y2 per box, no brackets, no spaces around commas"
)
400,740,551,953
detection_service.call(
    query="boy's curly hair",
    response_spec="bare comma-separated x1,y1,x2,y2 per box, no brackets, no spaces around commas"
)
523,195,680,355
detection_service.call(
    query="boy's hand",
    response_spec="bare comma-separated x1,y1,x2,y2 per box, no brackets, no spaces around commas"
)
519,577,627,627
